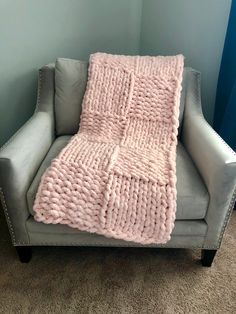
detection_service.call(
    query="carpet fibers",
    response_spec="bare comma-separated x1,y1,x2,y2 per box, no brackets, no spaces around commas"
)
0,210,236,314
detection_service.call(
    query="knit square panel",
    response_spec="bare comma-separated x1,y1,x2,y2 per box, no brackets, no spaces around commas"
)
121,118,172,150
59,136,116,170
112,146,171,185
128,75,177,121
79,112,125,144
83,64,132,116
100,171,175,244
34,159,109,233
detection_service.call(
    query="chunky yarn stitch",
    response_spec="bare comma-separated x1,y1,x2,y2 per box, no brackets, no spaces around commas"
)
33,53,184,244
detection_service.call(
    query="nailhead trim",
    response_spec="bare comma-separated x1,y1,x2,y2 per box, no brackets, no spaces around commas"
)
217,186,236,248
12,238,218,249
0,187,16,245
13,242,205,249
204,124,236,249
184,71,236,250
34,69,43,113
197,94,236,249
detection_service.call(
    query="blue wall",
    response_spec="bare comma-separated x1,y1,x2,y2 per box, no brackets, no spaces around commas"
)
214,0,236,150
140,0,232,123
0,0,231,146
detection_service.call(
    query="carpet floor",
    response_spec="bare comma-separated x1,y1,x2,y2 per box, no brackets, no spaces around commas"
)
0,210,236,314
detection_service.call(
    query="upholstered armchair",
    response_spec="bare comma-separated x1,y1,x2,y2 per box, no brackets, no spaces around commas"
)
0,58,235,266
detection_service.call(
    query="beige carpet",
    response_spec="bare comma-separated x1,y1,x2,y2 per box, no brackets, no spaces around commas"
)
0,210,236,314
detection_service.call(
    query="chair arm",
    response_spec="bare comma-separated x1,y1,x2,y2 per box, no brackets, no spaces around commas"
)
182,69,236,249
0,112,54,245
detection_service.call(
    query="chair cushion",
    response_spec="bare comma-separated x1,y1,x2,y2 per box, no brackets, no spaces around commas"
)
54,58,190,136
27,137,209,220
55,58,88,135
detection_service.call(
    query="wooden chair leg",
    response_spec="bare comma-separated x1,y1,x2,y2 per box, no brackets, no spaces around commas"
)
201,249,217,267
15,246,32,263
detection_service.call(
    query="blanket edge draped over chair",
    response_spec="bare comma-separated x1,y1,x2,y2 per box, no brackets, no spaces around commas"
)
33,52,184,244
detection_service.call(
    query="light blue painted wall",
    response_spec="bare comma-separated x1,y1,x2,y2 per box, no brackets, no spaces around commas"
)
0,0,142,146
140,0,232,123
0,0,231,146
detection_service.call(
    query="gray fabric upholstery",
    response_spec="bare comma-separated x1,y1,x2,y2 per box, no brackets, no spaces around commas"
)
0,112,54,244
182,69,236,248
176,143,209,219
26,216,207,248
27,137,209,220
54,58,188,136
55,58,88,135
178,67,187,131
35,63,55,116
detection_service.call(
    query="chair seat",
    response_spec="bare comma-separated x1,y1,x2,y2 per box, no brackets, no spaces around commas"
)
27,136,209,220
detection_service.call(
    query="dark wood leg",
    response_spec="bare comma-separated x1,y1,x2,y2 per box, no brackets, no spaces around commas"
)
201,249,217,267
15,246,32,263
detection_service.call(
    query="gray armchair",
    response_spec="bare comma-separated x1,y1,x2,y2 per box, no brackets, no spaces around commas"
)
0,58,235,267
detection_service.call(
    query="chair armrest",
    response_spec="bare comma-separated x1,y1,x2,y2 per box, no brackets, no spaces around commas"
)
0,112,54,244
182,69,236,249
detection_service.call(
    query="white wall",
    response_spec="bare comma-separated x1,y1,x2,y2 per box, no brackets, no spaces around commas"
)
140,0,231,123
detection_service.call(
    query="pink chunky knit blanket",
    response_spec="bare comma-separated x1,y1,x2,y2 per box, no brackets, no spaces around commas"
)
34,53,184,244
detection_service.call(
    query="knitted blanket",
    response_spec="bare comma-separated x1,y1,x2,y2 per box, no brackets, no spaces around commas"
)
33,53,184,244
